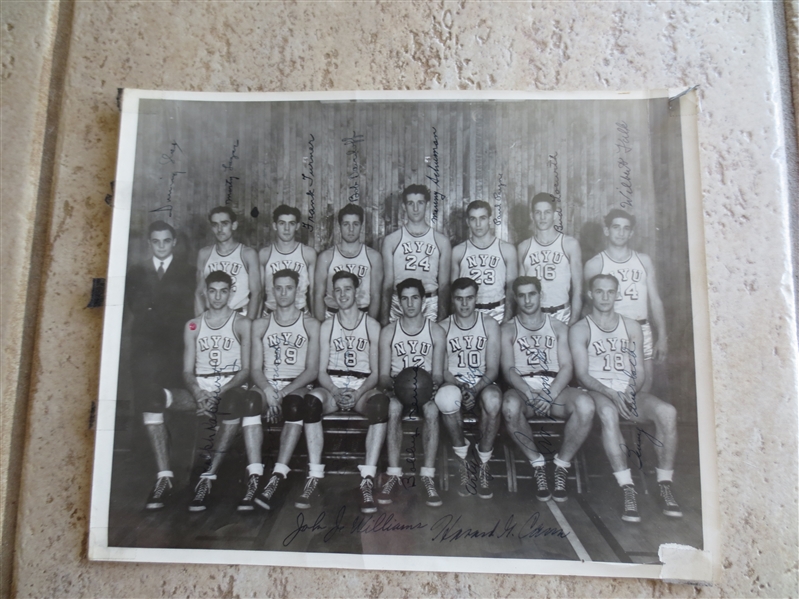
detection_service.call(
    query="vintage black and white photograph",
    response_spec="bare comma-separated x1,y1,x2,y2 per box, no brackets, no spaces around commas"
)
89,90,715,580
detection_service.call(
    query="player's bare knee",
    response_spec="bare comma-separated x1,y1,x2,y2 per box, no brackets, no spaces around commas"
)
282,394,305,423
481,386,502,417
365,393,390,425
597,402,620,426
657,401,678,428
575,393,595,420
422,399,440,422
303,394,323,424
502,393,523,421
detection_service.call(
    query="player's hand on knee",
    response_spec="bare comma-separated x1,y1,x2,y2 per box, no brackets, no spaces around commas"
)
654,337,668,362
192,388,213,416
613,390,635,421
262,386,282,423
460,386,477,412
334,389,356,411
529,392,550,417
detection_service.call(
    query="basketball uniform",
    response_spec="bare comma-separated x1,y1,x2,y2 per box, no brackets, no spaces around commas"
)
260,313,310,392
599,251,653,359
389,320,434,377
511,315,560,398
263,243,311,312
194,312,242,393
203,244,250,311
586,315,635,394
459,239,506,322
522,234,571,322
390,226,440,322
326,313,372,390
324,245,373,313
443,313,488,389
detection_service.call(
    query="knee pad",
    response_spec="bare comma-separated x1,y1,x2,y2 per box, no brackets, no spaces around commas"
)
242,390,262,417
138,385,168,413
282,394,305,422
303,394,323,424
219,387,247,419
434,385,462,415
365,393,390,424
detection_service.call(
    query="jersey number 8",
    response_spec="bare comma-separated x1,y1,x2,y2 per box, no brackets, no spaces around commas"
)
603,353,627,372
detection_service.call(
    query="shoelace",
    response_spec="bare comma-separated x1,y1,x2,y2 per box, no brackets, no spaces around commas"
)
553,466,567,491
380,475,398,496
624,485,638,511
262,475,280,499
421,476,438,497
194,478,211,501
360,478,374,502
659,483,677,506
533,466,548,490
153,476,171,498
243,475,259,501
459,459,470,487
300,477,318,499
478,461,490,487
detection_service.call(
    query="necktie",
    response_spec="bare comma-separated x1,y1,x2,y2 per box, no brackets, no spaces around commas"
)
157,262,165,280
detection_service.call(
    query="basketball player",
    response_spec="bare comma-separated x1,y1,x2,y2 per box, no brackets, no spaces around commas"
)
376,278,451,507
195,206,261,319
381,185,451,324
250,269,322,511
451,200,517,323
583,209,667,393
127,221,195,510
570,274,681,522
437,277,502,499
501,276,595,502
306,271,389,514
184,271,260,512
517,193,582,324
260,204,316,314
314,204,383,321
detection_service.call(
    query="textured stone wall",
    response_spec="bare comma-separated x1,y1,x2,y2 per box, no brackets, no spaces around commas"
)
3,1,797,597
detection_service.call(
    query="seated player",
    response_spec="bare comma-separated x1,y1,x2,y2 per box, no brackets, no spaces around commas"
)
184,271,258,512
306,271,389,514
437,277,502,498
570,274,681,522
501,276,595,502
376,278,452,507
249,269,321,511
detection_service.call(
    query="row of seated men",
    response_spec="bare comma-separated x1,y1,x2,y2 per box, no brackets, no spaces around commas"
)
126,186,681,524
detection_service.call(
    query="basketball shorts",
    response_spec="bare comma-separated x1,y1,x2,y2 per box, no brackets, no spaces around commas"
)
389,293,438,322
640,321,654,360
196,374,235,395
476,302,504,324
330,374,367,391
597,377,630,394
543,304,570,324
520,374,557,415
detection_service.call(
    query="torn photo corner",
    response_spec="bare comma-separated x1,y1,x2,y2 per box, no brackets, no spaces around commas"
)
90,89,719,582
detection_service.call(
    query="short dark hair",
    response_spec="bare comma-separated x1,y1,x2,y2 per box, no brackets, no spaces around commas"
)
589,273,619,291
208,206,237,223
604,209,636,228
272,268,300,285
451,277,479,295
148,220,175,237
466,200,492,218
272,204,301,222
396,277,425,298
337,203,364,225
530,192,557,212
205,270,233,288
512,276,542,295
332,270,360,289
402,184,431,203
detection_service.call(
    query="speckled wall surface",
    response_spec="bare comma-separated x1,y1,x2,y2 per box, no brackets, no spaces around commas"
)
3,1,798,597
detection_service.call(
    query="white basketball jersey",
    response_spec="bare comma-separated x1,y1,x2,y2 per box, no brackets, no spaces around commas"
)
444,313,488,387
392,226,440,294
261,313,309,383
195,312,241,375
460,239,506,305
327,313,371,376
390,319,434,377
599,251,649,321
586,315,633,387
203,244,250,311
263,243,311,312
522,233,571,308
324,245,373,310
511,315,560,377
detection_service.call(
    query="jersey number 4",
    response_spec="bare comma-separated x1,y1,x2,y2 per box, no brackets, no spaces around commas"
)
405,255,431,272
617,284,639,301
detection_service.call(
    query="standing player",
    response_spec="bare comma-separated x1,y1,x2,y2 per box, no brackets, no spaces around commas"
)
126,221,195,510
437,278,502,499
250,269,322,511
376,278,450,507
314,204,383,321
570,274,681,522
381,185,451,324
260,204,316,314
517,193,582,324
501,276,595,502
184,271,259,512
451,200,517,323
196,206,261,319
306,271,389,514
583,209,667,393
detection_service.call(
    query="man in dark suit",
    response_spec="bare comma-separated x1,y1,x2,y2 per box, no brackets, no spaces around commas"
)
125,220,195,510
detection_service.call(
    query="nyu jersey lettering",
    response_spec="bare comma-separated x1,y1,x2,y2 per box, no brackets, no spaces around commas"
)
203,244,249,311
263,243,311,312
392,227,440,293
324,245,372,310
444,313,488,387
523,234,571,308
261,314,309,383
195,312,241,375
328,313,371,375
600,251,649,321
460,239,506,305
390,320,434,376
586,315,634,388
512,315,559,376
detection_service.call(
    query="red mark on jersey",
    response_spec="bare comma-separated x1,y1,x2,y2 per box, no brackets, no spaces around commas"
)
189,322,197,331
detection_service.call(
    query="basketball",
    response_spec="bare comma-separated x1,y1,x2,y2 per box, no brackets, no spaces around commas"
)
393,367,433,410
